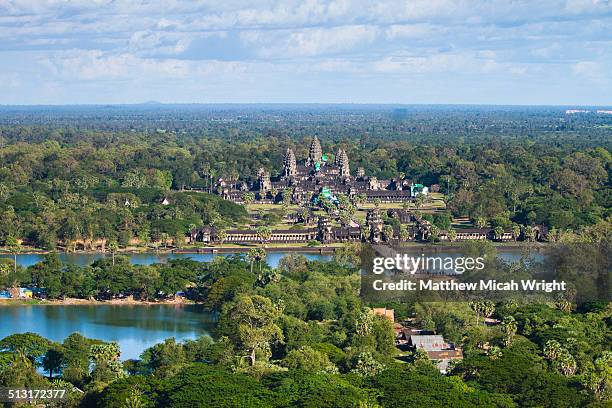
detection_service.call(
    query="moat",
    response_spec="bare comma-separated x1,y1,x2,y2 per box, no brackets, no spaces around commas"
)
0,248,542,268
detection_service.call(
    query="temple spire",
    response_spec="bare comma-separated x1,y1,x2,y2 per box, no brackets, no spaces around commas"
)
334,148,344,166
307,136,322,166
283,148,297,178
339,149,350,177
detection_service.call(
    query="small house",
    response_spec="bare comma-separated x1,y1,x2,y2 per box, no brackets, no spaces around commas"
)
407,333,464,374
373,308,395,322
18,288,33,299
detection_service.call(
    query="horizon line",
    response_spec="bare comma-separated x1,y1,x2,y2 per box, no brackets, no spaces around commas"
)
1,102,612,108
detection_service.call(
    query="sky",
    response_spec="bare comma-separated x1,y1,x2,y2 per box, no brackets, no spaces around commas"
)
1,0,611,105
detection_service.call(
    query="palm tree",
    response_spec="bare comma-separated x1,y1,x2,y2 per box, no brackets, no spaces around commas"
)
429,225,440,242
256,226,272,244
355,194,367,207
247,248,266,273
399,225,410,242
187,224,197,244
482,301,495,321
209,169,217,193
13,348,33,369
216,229,227,244
243,192,255,206
257,268,280,287
5,235,20,274
383,225,393,241
493,226,504,241
247,248,258,273
470,300,495,326
512,224,521,241
201,163,211,191
543,340,563,362
160,233,169,249
124,389,146,408
524,225,535,242
475,216,487,229
108,240,118,266
555,296,573,313
502,316,518,346
282,188,292,206
360,224,370,242
558,353,577,376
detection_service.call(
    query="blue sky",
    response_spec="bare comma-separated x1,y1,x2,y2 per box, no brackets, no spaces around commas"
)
1,0,611,105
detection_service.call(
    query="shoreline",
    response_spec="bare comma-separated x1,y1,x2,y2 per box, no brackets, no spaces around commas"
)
0,297,202,306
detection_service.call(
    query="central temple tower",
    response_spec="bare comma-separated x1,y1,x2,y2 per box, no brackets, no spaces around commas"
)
306,136,323,167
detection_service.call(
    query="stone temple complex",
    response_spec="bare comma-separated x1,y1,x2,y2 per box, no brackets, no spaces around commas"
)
186,136,547,246
214,136,428,205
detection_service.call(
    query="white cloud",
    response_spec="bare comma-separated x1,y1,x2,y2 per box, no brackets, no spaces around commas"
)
241,25,379,58
385,24,438,40
0,0,610,103
571,60,604,79
40,50,193,80
372,53,469,74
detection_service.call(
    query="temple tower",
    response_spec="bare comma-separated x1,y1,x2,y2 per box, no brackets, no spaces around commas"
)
307,136,323,166
334,148,344,166
257,168,271,192
339,150,350,177
283,148,297,178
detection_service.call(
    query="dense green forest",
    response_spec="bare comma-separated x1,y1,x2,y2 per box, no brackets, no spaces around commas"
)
0,106,610,250
1,254,610,407
0,107,609,406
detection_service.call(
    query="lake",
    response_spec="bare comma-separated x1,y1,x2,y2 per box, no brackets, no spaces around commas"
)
0,304,214,360
0,248,543,360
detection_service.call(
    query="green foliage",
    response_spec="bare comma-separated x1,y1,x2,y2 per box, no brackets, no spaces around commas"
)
0,256,608,407
157,364,276,408
140,338,186,378
218,295,284,366
372,364,515,407
0,332,52,364
263,370,374,407
281,346,335,373
456,338,588,407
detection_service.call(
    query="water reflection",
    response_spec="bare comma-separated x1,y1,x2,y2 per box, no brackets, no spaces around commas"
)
0,305,214,360
0,250,541,269
0,252,332,268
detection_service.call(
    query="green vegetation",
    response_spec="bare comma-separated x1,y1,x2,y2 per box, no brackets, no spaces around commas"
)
0,107,610,251
0,107,609,406
1,254,610,407
0,254,200,301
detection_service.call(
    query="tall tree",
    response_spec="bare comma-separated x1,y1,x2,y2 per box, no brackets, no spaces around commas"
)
218,295,284,366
